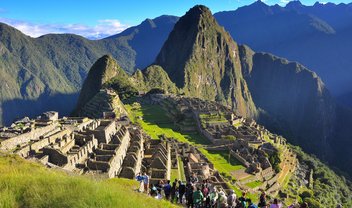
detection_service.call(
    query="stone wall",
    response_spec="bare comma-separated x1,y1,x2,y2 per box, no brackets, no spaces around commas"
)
119,128,144,179
87,126,130,178
88,120,117,144
43,148,68,166
0,123,59,151
64,137,98,170
230,150,250,167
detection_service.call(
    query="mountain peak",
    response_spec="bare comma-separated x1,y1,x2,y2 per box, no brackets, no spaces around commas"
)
75,55,126,110
286,0,304,9
181,5,214,24
188,5,212,14
250,0,269,8
154,5,258,118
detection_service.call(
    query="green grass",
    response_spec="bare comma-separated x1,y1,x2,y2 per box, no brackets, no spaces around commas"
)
170,168,179,183
126,103,210,145
178,156,186,182
245,180,263,189
125,102,257,201
199,113,228,124
0,153,177,208
198,150,245,175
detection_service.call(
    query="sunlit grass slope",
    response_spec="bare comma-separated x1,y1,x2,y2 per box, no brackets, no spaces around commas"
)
0,153,177,208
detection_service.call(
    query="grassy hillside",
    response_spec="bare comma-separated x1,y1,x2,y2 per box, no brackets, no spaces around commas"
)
124,102,258,200
125,101,352,207
282,145,352,207
0,153,177,208
0,15,178,126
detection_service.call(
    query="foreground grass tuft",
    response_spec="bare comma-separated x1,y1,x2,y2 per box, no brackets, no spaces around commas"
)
0,153,177,208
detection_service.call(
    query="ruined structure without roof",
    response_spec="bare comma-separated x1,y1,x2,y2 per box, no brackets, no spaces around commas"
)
0,111,146,179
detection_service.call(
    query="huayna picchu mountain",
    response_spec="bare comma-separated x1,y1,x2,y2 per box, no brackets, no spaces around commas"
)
153,5,349,175
154,5,257,119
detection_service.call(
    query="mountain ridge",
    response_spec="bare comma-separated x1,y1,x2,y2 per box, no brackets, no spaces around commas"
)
155,5,257,119
0,15,178,125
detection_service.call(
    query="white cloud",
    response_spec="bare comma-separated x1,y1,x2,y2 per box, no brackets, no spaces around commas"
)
279,0,290,6
0,18,129,39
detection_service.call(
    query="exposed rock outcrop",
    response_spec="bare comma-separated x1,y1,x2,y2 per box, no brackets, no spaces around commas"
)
154,5,257,118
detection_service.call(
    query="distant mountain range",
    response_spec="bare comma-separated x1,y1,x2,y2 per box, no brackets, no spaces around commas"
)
1,1,352,176
215,0,352,97
2,1,352,126
0,16,178,125
74,5,352,176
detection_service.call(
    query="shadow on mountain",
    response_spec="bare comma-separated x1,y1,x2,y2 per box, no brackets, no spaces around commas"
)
1,92,79,126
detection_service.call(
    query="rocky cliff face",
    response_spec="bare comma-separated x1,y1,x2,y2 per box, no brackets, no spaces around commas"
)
155,5,257,118
239,45,336,159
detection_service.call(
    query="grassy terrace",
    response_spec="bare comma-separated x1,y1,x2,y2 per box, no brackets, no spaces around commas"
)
198,149,244,174
245,180,263,189
0,154,177,208
125,102,258,200
125,103,210,145
170,156,187,183
199,113,228,124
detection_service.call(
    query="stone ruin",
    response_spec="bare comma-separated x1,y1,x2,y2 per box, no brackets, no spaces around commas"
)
143,139,171,185
119,128,145,179
0,111,148,179
77,89,127,119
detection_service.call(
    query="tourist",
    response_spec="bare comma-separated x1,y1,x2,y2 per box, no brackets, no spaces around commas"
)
258,191,267,208
150,184,158,197
170,181,178,203
135,172,144,192
157,180,164,196
142,172,150,194
155,189,163,200
201,184,209,207
209,186,219,207
202,184,209,197
247,198,258,208
227,190,237,208
173,179,180,202
269,199,282,208
238,192,247,208
186,183,194,208
193,186,204,208
178,180,186,204
203,179,210,189
234,199,242,208
190,172,199,185
217,190,228,208
163,180,172,200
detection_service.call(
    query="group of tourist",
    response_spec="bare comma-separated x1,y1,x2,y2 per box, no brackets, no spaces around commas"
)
135,172,339,208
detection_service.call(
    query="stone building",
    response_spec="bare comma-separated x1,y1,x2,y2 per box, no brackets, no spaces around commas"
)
87,125,130,178
143,140,171,185
119,128,145,179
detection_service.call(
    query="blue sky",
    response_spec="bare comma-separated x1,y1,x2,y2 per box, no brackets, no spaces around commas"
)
0,0,350,39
